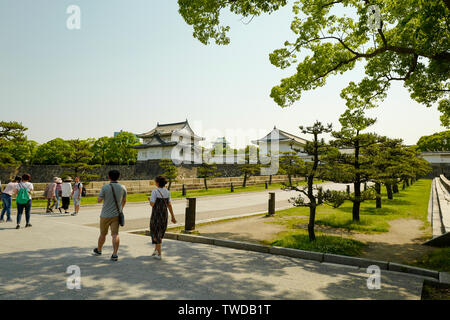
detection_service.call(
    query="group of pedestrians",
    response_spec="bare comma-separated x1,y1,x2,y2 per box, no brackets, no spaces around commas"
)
92,170,176,261
44,176,83,215
1,170,176,261
1,174,34,229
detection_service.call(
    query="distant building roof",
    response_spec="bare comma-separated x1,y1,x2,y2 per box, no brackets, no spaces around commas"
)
253,127,309,145
136,120,204,140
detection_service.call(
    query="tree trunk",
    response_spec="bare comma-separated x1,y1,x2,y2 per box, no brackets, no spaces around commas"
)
204,178,208,190
402,180,406,190
406,179,410,187
243,173,247,188
308,205,316,241
288,174,292,187
375,182,382,208
393,183,399,193
168,180,172,190
386,183,393,199
269,175,272,185
353,181,361,221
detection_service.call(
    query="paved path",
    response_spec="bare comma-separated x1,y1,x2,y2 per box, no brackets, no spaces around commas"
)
0,182,426,300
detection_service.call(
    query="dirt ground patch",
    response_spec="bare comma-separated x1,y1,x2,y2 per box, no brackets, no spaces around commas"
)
190,215,286,244
189,216,435,264
353,219,435,264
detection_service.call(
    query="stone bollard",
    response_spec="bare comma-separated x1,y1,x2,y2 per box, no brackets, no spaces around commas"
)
268,192,275,216
184,198,196,233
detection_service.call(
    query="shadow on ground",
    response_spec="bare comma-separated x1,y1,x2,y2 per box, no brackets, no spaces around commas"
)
0,239,423,300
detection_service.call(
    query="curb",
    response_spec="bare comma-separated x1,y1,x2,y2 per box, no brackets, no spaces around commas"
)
163,232,448,283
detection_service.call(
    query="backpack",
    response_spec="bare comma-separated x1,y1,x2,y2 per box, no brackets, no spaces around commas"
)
16,183,31,205
77,183,87,197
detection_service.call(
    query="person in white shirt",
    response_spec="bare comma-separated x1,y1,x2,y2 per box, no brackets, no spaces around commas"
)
148,176,177,260
61,177,73,214
14,174,34,229
1,176,21,222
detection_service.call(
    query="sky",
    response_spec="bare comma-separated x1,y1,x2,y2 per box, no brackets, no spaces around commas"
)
0,0,445,148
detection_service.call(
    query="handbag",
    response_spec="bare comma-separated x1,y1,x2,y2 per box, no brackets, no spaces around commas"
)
110,183,125,227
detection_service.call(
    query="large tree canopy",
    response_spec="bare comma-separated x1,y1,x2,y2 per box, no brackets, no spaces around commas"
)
178,0,450,125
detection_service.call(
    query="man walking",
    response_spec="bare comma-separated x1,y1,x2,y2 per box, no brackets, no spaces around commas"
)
93,170,127,261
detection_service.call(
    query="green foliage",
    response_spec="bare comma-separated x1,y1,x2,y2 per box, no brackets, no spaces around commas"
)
412,247,450,272
417,130,450,152
179,0,450,124
270,231,366,256
0,121,29,166
33,138,72,165
159,159,178,189
103,132,139,165
197,162,219,189
279,151,305,186
61,139,100,182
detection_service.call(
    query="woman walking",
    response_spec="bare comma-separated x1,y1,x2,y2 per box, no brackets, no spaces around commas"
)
15,174,34,229
1,176,21,222
61,177,73,214
71,177,83,216
44,177,57,213
148,176,177,260
55,177,63,213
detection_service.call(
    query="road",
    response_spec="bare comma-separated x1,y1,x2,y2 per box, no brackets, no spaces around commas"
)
33,182,362,231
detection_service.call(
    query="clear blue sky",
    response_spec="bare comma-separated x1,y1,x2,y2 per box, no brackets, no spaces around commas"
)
0,0,444,148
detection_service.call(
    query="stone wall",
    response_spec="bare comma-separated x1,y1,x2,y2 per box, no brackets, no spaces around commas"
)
20,175,303,198
0,161,253,183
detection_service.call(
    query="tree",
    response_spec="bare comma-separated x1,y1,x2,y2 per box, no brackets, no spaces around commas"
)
240,145,260,187
0,121,28,165
197,162,219,190
279,151,305,187
33,138,72,165
61,139,100,182
91,137,112,165
326,108,379,221
179,1,450,125
105,132,139,165
417,131,450,152
366,138,404,207
159,159,178,190
288,121,333,241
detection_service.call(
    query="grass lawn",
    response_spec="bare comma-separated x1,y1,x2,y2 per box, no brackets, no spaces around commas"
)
272,179,432,233
265,230,366,256
8,181,317,209
412,247,450,273
266,179,432,256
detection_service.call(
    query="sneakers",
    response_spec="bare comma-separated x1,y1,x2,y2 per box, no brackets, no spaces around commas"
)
153,253,162,260
151,250,158,256
71,212,78,216
58,208,62,213
111,254,118,261
92,248,102,256
16,225,20,229
25,223,32,228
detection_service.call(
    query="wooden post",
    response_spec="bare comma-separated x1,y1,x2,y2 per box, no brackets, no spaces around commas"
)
184,198,196,232
268,192,275,216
